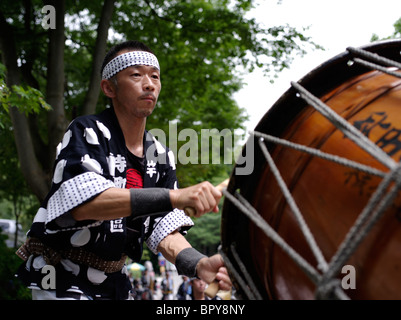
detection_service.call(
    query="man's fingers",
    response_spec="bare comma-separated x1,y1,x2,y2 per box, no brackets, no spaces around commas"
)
199,184,219,213
181,181,223,217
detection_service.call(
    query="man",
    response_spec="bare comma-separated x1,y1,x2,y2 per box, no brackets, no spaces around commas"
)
161,271,174,300
176,275,192,300
15,40,231,300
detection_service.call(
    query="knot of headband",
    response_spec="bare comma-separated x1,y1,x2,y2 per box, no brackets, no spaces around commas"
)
102,51,160,80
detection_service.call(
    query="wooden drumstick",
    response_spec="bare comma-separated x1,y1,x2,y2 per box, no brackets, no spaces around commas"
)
184,179,230,298
204,281,220,299
184,179,229,217
205,280,232,300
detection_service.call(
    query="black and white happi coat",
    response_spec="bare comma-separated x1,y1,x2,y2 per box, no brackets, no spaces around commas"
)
16,107,194,300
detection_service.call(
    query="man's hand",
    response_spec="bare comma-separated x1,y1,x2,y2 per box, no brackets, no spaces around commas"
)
158,232,232,297
196,254,232,292
169,181,222,217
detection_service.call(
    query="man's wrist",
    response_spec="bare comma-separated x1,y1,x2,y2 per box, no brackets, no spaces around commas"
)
168,189,179,209
175,247,207,278
129,188,173,219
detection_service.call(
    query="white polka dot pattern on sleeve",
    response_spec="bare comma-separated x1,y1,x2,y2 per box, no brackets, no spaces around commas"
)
46,171,114,224
145,208,194,253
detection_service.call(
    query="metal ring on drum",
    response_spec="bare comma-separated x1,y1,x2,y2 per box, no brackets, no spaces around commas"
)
220,39,401,300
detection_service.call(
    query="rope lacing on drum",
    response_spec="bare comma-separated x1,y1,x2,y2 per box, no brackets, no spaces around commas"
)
319,162,401,291
257,136,328,273
251,131,386,179
223,72,401,299
221,182,349,300
289,80,401,297
314,278,343,300
218,243,263,300
291,81,398,170
347,46,401,79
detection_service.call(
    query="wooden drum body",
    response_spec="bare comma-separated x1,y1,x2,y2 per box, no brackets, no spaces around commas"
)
221,40,401,300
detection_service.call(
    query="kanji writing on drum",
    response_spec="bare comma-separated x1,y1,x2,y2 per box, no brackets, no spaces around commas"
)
344,170,375,197
354,111,401,158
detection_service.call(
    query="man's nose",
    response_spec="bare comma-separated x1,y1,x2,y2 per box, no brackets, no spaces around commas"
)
142,75,155,91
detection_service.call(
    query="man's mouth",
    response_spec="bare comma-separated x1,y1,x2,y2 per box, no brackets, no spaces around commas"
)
140,94,155,102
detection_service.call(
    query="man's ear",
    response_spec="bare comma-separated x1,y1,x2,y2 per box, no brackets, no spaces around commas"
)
100,79,116,98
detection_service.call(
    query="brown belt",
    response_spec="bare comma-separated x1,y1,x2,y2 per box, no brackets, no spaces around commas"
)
16,238,127,274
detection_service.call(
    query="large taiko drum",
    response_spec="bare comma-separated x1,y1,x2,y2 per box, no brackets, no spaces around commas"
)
221,40,401,300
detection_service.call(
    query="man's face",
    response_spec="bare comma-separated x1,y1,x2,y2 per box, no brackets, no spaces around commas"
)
109,50,161,118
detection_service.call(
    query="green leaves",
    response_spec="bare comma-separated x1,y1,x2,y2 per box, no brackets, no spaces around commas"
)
8,85,51,115
0,63,51,127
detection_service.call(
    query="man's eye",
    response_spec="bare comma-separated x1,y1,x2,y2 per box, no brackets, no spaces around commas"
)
131,73,141,77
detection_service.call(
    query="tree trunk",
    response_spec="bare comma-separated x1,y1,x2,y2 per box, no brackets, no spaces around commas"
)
82,0,116,115
0,0,115,203
45,0,68,165
0,12,50,202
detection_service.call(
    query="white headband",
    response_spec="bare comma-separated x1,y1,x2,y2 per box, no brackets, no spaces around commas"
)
102,51,160,80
